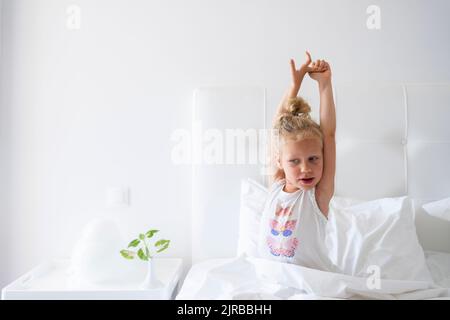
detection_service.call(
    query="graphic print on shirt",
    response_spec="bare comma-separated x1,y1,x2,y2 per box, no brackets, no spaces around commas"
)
266,202,299,258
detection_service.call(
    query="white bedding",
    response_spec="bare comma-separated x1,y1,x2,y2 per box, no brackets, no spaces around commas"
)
425,251,450,289
176,252,450,300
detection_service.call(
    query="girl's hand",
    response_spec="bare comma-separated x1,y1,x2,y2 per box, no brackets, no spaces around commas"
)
290,51,326,88
308,59,332,84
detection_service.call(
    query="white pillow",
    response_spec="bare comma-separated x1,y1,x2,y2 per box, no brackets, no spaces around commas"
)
237,178,268,257
422,197,450,222
325,196,434,282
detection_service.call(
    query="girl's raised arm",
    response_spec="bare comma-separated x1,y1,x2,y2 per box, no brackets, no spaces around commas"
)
309,59,336,217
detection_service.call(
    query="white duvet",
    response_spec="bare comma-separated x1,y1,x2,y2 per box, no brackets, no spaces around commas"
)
179,186,450,300
176,254,450,300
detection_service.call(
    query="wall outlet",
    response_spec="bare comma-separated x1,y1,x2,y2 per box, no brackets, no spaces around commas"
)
105,187,130,208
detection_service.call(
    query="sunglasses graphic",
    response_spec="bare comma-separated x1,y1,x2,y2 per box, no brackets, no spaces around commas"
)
270,219,297,237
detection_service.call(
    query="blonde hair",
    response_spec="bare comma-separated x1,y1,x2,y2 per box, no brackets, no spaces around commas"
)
271,97,323,181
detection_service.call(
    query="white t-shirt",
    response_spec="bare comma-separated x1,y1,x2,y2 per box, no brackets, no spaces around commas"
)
257,179,333,272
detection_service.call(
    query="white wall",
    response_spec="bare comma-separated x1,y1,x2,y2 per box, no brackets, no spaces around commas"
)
1,0,450,288
0,0,10,288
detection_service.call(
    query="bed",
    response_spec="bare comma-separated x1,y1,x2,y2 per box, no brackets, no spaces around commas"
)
177,84,450,300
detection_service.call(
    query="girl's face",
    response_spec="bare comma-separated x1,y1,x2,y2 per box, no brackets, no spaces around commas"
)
278,137,324,193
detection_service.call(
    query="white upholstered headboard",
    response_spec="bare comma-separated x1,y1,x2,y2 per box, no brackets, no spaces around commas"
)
191,84,450,264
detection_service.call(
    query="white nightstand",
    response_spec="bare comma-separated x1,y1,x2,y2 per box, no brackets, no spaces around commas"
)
1,258,183,300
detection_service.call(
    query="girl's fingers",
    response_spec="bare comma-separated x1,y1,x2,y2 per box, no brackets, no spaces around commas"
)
317,60,328,71
290,59,297,75
320,60,326,70
315,60,322,71
305,51,312,64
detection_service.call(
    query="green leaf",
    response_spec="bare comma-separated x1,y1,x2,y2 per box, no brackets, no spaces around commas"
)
156,243,169,253
139,233,145,240
155,239,170,247
127,239,140,248
137,248,148,261
155,239,170,253
145,246,150,259
120,250,135,260
146,230,159,238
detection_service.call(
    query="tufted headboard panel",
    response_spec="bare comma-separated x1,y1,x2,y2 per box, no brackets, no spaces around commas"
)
191,84,450,264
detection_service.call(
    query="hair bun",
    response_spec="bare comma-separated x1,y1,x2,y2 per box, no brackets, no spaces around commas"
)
287,97,311,117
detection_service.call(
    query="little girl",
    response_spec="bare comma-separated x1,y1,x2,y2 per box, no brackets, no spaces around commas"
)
257,51,336,271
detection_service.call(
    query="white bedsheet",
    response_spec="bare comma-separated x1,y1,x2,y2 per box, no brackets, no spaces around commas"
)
425,251,450,289
176,253,450,300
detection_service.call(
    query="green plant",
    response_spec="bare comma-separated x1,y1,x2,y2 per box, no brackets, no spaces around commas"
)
120,229,170,261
